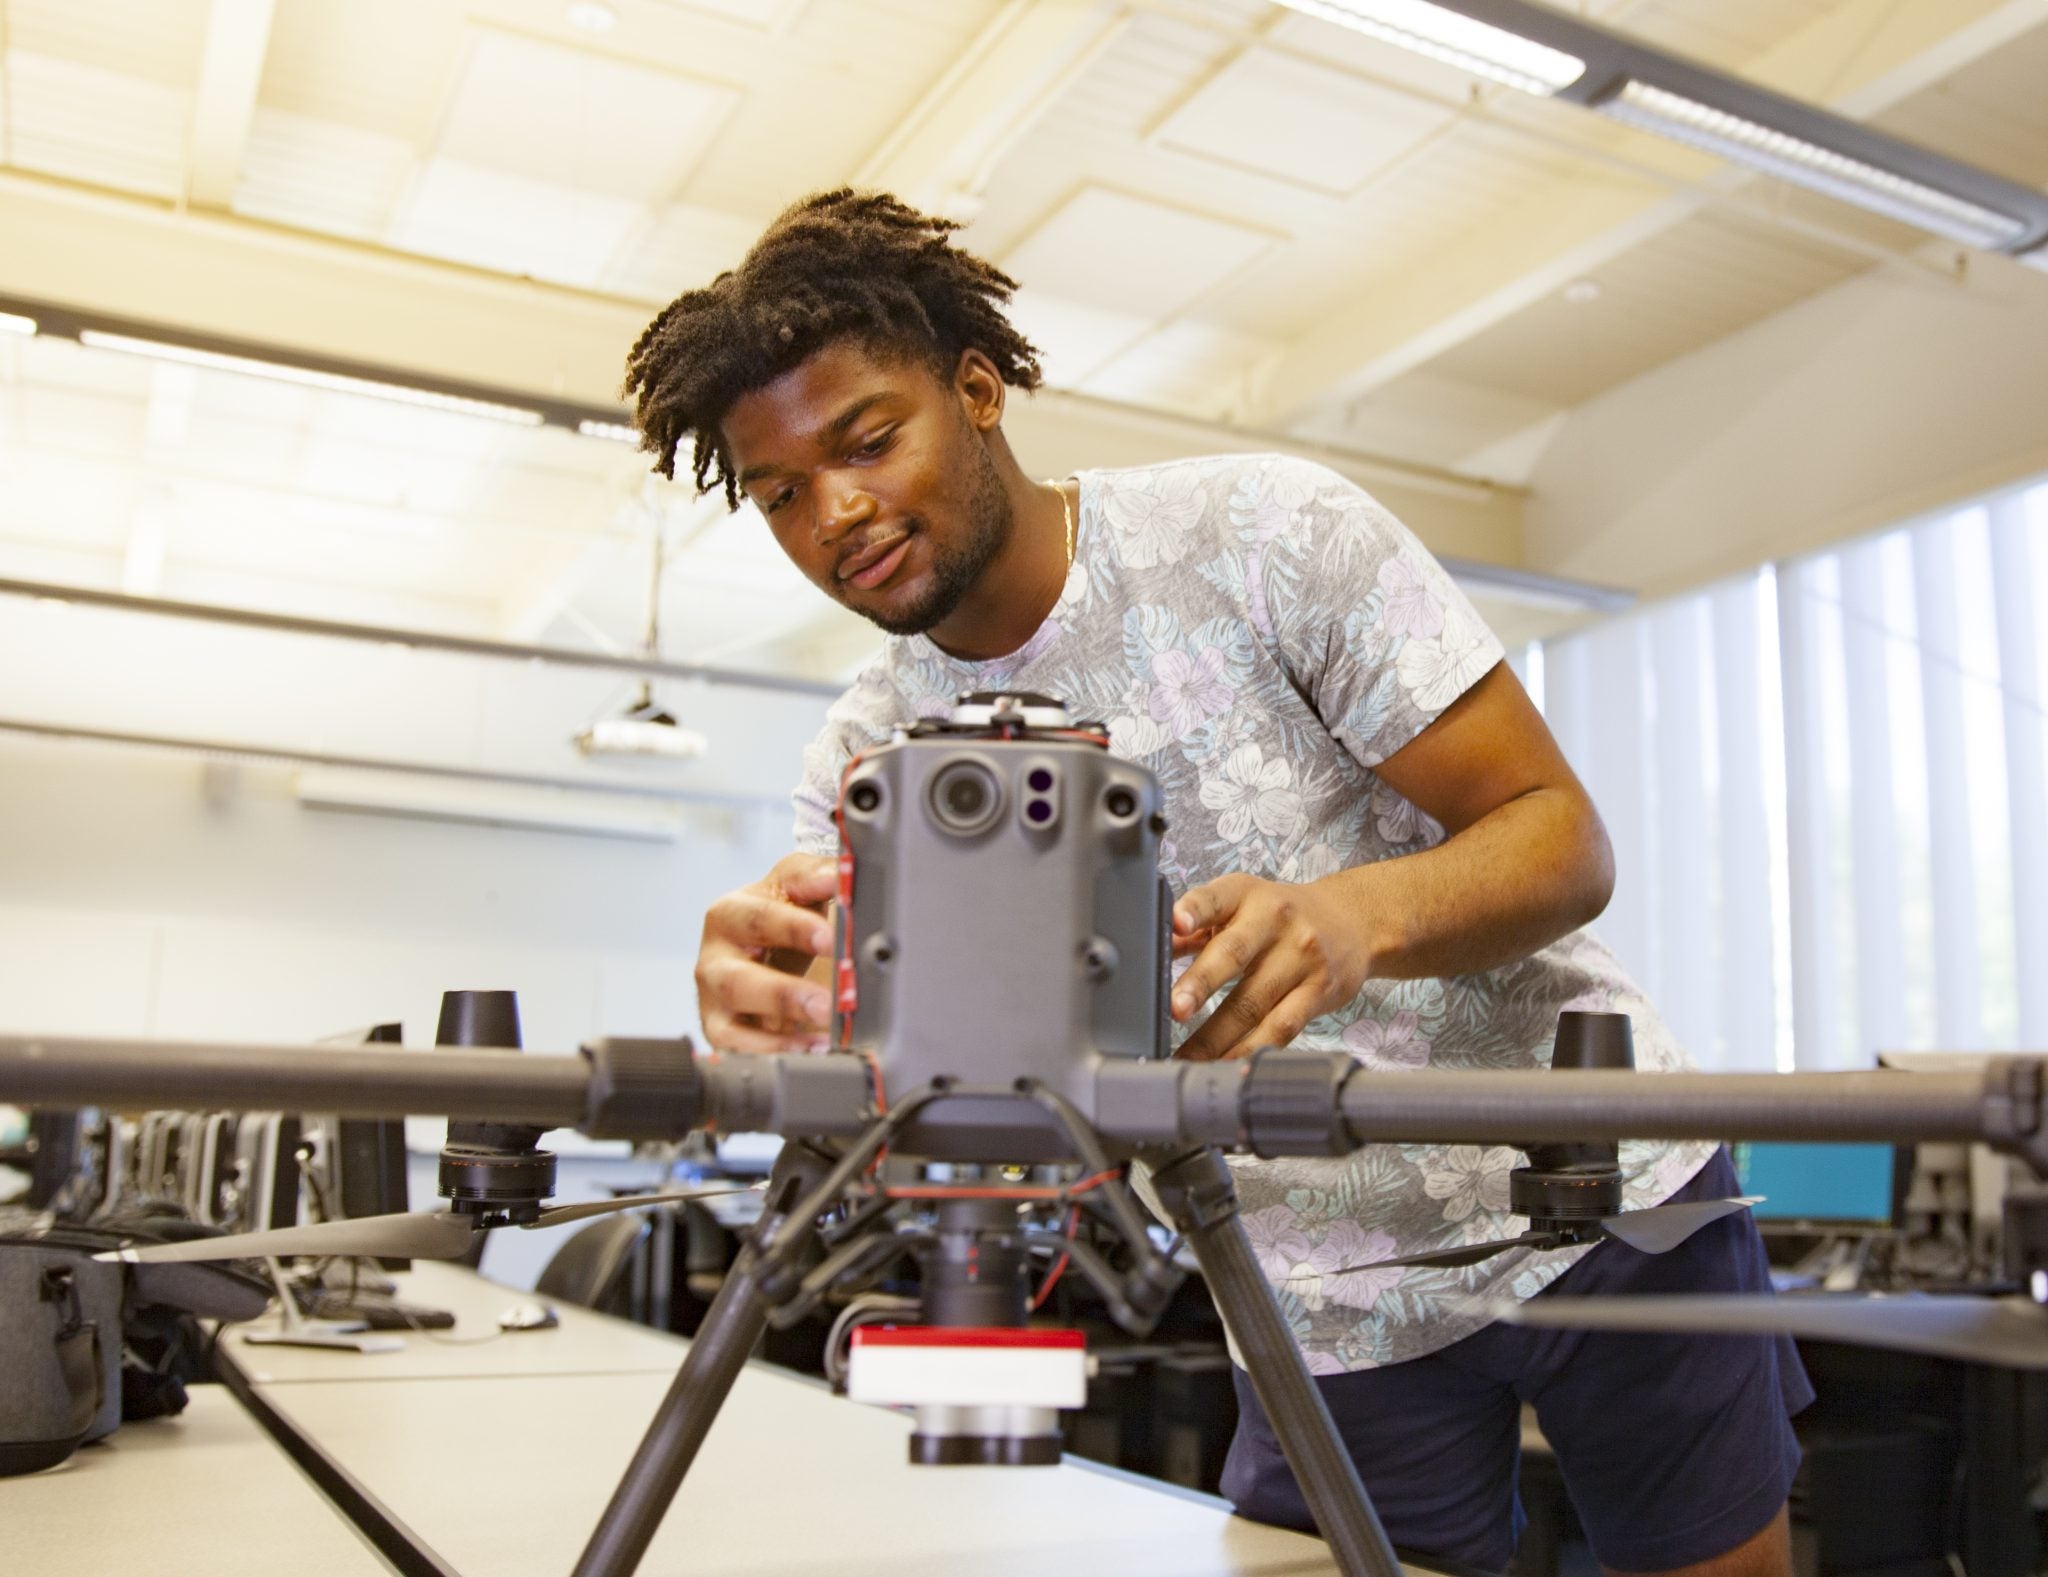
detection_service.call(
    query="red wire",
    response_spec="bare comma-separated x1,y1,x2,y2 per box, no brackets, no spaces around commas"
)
1030,1206,1082,1312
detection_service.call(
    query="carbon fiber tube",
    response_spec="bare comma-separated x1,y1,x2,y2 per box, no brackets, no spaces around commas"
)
1148,1147,1402,1577
0,1033,590,1126
574,1140,839,1577
1336,1069,1992,1147
572,1252,773,1577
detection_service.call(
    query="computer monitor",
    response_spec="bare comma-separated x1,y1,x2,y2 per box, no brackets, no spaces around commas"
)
314,1022,411,1267
1732,1141,1907,1231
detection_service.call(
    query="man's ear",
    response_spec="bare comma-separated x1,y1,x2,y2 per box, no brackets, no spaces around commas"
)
953,348,1006,433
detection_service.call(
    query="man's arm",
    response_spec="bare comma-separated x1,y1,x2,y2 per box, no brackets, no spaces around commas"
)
1169,661,1611,1062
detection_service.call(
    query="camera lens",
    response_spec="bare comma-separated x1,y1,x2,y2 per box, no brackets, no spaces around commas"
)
926,759,1002,836
848,781,883,813
1104,786,1137,819
945,774,986,819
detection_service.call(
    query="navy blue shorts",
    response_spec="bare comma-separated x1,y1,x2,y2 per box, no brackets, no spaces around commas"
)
1221,1148,1814,1572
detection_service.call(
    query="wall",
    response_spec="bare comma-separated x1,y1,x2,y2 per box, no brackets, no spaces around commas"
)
1524,254,2048,598
0,596,829,1163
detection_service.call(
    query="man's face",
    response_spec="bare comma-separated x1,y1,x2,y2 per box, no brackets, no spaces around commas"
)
719,340,1013,638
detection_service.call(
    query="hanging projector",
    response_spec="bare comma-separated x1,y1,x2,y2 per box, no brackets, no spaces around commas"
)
573,684,707,761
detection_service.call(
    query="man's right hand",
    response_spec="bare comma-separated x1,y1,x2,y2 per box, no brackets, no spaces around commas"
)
694,852,839,1054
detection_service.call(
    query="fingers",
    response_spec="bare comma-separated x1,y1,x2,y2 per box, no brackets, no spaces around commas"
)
767,852,839,908
706,1016,829,1057
707,885,834,958
1177,977,1321,1064
1170,901,1278,1021
1172,874,1251,939
696,953,833,1054
701,954,831,1027
696,854,841,1056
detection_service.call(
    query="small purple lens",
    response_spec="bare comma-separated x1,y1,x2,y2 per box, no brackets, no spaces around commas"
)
1027,768,1054,793
1026,799,1053,825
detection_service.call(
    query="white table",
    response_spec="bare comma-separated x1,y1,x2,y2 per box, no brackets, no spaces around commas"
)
8,1386,396,1576
216,1263,1432,1576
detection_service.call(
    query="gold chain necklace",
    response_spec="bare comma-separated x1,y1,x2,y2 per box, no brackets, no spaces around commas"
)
1046,478,1075,570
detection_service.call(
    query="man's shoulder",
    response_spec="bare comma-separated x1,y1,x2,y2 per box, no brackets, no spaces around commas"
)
1089,450,1341,494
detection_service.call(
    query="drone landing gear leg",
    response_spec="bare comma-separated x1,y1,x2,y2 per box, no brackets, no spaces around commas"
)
1146,1147,1403,1577
572,1142,837,1577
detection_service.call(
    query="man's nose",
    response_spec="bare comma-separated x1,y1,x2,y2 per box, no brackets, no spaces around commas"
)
815,480,876,544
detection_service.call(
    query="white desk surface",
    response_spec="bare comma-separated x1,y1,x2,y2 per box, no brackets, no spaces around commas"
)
221,1263,1428,1576
222,1259,688,1383
10,1386,396,1576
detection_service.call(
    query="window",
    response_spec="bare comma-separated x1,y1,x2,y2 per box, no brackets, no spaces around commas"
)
1534,477,2048,1070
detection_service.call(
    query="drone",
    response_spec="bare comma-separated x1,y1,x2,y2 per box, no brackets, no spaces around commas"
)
8,691,2048,1577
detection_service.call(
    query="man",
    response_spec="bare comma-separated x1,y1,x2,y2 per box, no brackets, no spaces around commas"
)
628,188,1808,1575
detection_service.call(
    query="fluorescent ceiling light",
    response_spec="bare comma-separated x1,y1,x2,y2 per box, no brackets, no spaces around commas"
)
2020,246,2048,275
75,331,547,426
1275,0,1584,95
0,311,37,336
1602,81,2030,251
576,418,640,444
295,768,685,842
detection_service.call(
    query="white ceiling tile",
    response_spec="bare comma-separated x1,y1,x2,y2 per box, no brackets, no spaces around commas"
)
1002,186,1283,321
4,0,211,86
1005,290,1151,389
385,157,647,289
3,52,191,198
600,201,761,301
257,0,468,140
232,108,415,239
433,27,737,203
1081,319,1280,422
654,0,811,30
1150,46,1457,198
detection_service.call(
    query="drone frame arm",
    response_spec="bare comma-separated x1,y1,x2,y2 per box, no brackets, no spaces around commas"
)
1146,1145,1404,1577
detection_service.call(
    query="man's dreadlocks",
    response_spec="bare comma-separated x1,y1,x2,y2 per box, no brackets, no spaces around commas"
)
624,189,1045,507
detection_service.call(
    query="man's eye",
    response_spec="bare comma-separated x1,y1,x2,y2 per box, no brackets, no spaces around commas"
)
763,487,796,515
854,429,894,459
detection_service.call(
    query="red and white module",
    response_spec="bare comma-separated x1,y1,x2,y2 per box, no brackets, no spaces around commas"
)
845,1327,1089,1410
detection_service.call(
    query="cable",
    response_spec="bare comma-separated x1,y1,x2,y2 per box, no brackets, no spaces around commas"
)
823,1292,920,1389
1030,1207,1082,1312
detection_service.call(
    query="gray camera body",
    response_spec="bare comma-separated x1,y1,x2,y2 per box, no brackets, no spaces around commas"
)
835,695,1171,1162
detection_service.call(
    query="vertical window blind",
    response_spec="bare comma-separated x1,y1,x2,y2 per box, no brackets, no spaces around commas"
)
1526,477,2047,1071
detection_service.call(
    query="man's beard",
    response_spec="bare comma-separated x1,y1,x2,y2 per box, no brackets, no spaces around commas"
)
854,435,1012,637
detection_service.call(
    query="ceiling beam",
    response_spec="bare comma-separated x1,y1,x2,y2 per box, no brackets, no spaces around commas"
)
853,0,1130,219
185,0,277,210
0,167,651,411
1248,0,2048,428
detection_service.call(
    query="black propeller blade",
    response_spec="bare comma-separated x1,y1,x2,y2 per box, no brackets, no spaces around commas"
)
1495,1292,2048,1370
1599,1196,1761,1254
1305,1196,1763,1279
97,1184,757,1265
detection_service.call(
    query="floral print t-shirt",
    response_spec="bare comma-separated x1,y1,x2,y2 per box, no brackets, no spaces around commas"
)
793,452,1713,1371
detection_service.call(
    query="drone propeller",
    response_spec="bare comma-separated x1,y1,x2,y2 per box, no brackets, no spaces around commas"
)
1342,1230,1568,1273
96,1184,756,1266
1596,1195,1760,1254
1314,1197,1764,1277
1493,1291,2048,1371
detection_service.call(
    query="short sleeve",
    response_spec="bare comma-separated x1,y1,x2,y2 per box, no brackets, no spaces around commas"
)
1264,459,1506,770
791,663,916,855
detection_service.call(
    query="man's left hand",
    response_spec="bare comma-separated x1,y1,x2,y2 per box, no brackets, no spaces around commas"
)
1168,874,1374,1062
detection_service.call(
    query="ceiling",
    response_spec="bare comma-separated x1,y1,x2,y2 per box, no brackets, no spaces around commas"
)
0,0,2044,682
